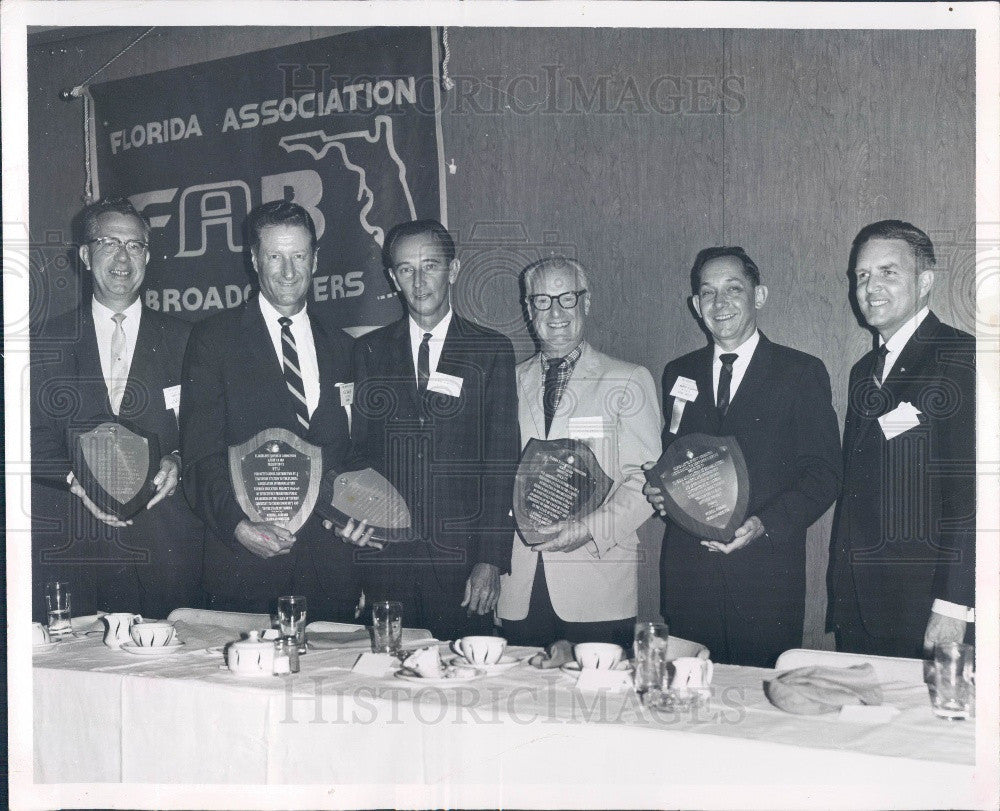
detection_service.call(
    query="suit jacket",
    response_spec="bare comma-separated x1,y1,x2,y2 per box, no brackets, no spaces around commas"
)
180,297,355,600
660,334,841,635
350,314,519,581
497,343,662,622
827,312,975,643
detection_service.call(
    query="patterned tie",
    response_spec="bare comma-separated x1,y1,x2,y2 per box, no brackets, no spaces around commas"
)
716,353,739,416
872,344,889,387
543,357,563,437
417,332,431,393
109,312,128,415
278,316,310,431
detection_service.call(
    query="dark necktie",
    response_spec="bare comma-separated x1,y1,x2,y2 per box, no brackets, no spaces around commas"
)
278,316,310,431
417,331,431,393
872,344,889,387
543,357,563,437
716,353,739,416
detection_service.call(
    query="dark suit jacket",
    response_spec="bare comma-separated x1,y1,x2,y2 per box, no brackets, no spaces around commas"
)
660,334,841,662
31,304,204,615
180,297,355,601
827,312,975,644
350,314,519,583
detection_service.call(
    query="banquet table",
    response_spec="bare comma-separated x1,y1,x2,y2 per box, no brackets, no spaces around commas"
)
32,617,978,805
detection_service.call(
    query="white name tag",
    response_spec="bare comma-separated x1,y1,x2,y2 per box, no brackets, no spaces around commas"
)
669,376,699,402
336,381,354,408
352,652,397,678
163,385,181,417
878,401,922,440
567,416,607,439
427,371,463,397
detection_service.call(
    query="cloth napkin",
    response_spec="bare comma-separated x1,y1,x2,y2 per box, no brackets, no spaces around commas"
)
305,621,436,651
764,664,884,715
171,620,251,650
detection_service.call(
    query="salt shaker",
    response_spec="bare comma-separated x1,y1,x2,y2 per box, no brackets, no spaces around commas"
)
272,638,291,675
282,634,300,673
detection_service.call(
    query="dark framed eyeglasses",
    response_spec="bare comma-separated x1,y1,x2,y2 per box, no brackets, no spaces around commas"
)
87,236,148,256
527,289,587,311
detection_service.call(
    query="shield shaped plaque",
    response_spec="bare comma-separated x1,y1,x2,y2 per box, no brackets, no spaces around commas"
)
644,433,750,542
513,438,614,546
228,428,322,534
315,467,415,543
72,421,160,519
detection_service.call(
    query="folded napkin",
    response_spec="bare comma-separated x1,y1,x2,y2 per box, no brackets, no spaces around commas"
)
305,621,436,651
764,664,884,715
171,620,249,650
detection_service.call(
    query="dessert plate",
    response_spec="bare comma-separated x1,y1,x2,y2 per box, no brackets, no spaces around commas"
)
120,641,185,656
447,654,525,673
394,667,486,686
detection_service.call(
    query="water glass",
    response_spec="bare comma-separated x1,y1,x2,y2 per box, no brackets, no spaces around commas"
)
45,581,72,637
633,620,670,696
276,595,308,655
931,642,974,720
372,600,403,655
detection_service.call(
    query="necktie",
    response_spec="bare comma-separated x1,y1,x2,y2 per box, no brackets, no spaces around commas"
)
109,312,128,415
716,353,739,416
278,316,310,431
872,344,889,387
543,357,563,437
417,332,431,393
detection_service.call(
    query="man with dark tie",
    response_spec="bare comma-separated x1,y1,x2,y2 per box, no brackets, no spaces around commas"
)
337,219,519,640
827,220,975,658
180,200,357,616
643,247,841,667
31,198,203,617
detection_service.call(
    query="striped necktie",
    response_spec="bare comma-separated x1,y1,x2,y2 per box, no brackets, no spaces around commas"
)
109,312,128,415
278,316,310,431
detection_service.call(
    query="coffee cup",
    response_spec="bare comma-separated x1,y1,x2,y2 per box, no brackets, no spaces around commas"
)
32,622,51,646
574,642,624,670
451,635,506,665
103,612,143,648
670,656,714,690
129,619,177,647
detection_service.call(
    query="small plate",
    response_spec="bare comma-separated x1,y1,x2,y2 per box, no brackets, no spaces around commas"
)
120,641,185,656
560,660,633,674
394,667,486,686
447,654,525,673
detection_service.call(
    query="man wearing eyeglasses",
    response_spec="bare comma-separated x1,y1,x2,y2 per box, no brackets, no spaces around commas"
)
497,257,661,649
30,197,204,618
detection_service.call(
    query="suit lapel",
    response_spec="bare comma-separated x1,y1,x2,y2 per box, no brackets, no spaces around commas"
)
722,333,771,427
688,346,720,434
243,298,296,427
519,354,546,439
390,317,422,412
76,305,114,416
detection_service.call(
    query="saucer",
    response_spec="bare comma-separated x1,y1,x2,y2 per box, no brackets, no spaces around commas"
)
120,641,185,656
560,660,633,675
394,667,486,686
447,654,524,673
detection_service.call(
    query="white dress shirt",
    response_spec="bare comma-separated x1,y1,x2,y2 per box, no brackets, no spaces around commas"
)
712,330,760,403
259,295,320,418
877,306,930,383
408,309,453,384
92,296,142,394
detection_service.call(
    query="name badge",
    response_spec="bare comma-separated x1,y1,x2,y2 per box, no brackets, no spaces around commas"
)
567,416,607,440
336,381,354,408
427,371,463,397
163,385,181,418
669,376,698,402
878,401,922,440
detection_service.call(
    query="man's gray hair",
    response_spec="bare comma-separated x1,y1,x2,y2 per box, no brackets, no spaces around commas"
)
522,256,590,296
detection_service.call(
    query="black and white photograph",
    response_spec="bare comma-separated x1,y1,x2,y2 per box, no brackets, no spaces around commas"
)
4,1,998,808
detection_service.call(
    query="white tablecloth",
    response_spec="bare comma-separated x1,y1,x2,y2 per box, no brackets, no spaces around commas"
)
32,623,977,805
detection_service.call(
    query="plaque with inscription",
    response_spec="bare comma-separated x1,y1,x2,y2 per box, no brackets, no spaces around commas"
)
315,467,415,543
513,438,613,546
644,433,750,542
72,421,161,519
229,428,322,534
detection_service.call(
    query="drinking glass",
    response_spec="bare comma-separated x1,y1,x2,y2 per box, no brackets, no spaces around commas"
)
633,621,670,697
277,595,308,655
931,642,974,720
372,600,403,655
45,581,72,637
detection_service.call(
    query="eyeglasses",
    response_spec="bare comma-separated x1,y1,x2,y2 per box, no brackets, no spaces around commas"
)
527,290,587,311
87,236,147,256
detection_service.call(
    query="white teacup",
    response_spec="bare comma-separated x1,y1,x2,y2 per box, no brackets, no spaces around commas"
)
103,612,142,648
574,642,624,670
226,631,275,676
32,622,51,646
451,635,506,665
129,619,177,647
670,656,714,691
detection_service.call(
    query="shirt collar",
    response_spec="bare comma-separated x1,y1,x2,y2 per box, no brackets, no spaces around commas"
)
713,329,759,361
408,308,453,343
92,295,142,321
540,340,586,370
881,306,930,355
259,293,309,326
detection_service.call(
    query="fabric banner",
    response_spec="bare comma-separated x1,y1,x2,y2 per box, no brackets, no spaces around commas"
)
89,27,446,330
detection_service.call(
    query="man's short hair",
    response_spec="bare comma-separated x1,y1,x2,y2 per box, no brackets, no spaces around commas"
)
246,200,317,252
850,219,936,272
382,219,455,269
522,256,590,296
689,246,761,295
80,197,151,242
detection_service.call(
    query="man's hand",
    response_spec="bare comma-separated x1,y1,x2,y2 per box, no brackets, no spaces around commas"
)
923,612,968,656
461,562,500,615
68,471,132,528
145,453,180,510
701,515,766,554
529,639,574,669
235,519,295,559
641,461,667,515
322,517,383,550
532,520,594,553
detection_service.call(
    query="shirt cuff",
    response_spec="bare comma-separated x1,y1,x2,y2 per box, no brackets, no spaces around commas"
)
932,599,975,622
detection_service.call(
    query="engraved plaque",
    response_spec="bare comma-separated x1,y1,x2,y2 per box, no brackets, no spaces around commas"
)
315,467,415,543
72,421,160,519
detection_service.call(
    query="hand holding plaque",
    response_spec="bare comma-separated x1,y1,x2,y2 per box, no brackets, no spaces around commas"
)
71,421,161,520
315,467,416,543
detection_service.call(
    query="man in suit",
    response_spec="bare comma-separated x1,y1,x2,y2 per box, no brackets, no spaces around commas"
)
31,197,203,618
643,247,841,667
827,220,975,658
180,200,357,617
337,219,519,640
496,257,661,649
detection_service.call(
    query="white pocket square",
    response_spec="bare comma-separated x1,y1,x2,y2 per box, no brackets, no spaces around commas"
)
878,401,922,440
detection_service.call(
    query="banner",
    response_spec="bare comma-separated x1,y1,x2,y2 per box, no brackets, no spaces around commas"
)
90,28,446,330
